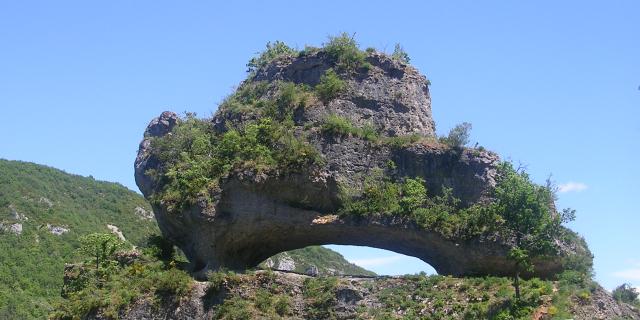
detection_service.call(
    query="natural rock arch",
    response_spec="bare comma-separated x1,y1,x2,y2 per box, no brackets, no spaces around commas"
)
135,49,585,279
135,113,563,279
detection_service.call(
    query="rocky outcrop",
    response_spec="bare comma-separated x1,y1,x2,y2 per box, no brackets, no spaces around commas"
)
85,270,640,320
134,51,583,279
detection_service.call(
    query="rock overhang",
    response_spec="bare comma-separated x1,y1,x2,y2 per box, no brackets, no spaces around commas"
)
134,45,591,279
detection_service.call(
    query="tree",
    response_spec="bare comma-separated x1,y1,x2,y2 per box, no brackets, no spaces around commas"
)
391,43,410,64
612,283,639,304
441,122,472,147
246,41,296,74
77,233,125,281
494,162,566,300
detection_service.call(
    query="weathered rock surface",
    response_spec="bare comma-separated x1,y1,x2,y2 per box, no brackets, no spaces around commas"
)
135,52,582,279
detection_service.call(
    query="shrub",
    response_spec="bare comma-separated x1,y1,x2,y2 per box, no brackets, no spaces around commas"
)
321,114,379,142
380,134,436,148
274,295,291,316
316,69,345,102
391,43,410,64
215,296,253,320
254,288,273,313
145,235,175,262
246,41,297,74
323,32,371,72
612,283,639,304
322,114,355,136
440,122,472,147
150,115,323,212
153,268,192,296
303,277,338,319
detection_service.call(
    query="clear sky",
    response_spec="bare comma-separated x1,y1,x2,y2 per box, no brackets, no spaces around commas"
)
1,1,638,290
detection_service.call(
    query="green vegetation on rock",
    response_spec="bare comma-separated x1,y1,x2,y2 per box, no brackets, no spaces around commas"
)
246,40,297,75
315,68,346,102
51,233,192,319
148,113,322,212
323,32,371,73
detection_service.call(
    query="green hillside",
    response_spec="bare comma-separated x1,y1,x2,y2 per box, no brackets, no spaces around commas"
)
0,159,374,319
0,159,159,318
263,246,376,276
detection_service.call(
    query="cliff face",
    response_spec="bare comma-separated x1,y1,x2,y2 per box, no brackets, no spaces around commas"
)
134,47,586,279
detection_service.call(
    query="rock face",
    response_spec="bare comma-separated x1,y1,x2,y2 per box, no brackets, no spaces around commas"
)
135,51,580,278
252,51,436,137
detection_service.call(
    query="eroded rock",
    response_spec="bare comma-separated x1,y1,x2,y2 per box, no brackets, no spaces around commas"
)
135,51,585,279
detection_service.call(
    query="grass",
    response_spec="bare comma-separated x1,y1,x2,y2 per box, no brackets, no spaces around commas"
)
321,114,379,142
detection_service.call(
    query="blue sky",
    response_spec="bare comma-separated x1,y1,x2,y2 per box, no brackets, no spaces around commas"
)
1,1,638,290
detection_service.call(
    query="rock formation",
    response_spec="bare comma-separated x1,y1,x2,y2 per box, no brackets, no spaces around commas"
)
135,48,589,279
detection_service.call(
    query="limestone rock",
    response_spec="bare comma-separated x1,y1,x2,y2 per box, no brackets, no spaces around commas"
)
134,50,586,279
47,224,70,235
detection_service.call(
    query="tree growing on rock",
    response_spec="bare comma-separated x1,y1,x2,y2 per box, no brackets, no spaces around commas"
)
440,122,472,148
493,162,574,300
77,233,125,281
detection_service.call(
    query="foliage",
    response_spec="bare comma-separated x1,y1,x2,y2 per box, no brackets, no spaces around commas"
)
391,43,410,63
612,283,639,304
0,160,158,319
440,122,472,147
246,40,297,74
150,113,323,213
315,69,346,102
77,233,126,282
339,170,500,240
144,234,176,263
380,133,435,148
51,237,192,319
303,277,338,319
364,272,560,320
322,32,371,73
321,114,378,141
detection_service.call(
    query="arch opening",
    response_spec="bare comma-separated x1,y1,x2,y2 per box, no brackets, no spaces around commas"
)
260,245,437,277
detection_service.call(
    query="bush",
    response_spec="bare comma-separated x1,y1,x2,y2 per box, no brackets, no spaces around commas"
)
323,32,371,72
303,277,338,319
153,268,192,296
322,114,355,136
246,41,297,74
440,122,472,147
145,235,175,262
215,296,252,320
321,114,379,142
316,69,345,102
150,114,323,213
274,295,291,316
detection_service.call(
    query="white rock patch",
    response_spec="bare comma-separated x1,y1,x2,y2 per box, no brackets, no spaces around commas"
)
47,224,70,235
134,206,154,220
0,222,23,235
107,224,126,241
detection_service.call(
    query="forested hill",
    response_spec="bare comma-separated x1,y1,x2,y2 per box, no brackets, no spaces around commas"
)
0,159,159,318
0,159,373,319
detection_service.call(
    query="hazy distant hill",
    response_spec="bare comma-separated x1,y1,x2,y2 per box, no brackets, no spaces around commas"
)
0,159,373,319
263,246,376,276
